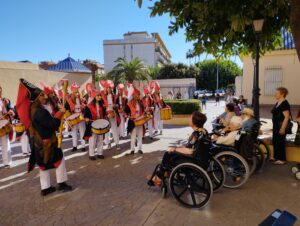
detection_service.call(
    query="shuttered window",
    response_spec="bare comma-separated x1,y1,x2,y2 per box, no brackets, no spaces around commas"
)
264,67,283,96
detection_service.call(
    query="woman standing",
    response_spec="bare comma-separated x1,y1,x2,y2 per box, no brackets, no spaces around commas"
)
271,87,291,165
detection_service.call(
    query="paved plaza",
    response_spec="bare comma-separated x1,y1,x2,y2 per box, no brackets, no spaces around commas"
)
1,101,300,226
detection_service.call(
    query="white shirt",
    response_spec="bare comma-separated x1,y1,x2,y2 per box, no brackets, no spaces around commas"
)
74,98,81,113
135,103,140,118
43,104,53,115
0,99,6,116
96,103,100,119
216,131,239,146
107,94,113,110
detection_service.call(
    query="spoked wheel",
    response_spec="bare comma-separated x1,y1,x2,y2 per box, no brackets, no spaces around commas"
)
215,151,250,189
206,157,225,192
161,185,167,198
254,144,265,172
169,163,213,209
246,156,257,175
257,139,271,161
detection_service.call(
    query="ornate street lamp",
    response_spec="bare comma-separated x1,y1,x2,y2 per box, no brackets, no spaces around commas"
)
252,18,264,120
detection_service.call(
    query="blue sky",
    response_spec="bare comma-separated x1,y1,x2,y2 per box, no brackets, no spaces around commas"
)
0,0,242,66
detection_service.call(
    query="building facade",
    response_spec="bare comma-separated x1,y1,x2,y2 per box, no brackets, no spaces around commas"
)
237,29,300,105
103,32,171,72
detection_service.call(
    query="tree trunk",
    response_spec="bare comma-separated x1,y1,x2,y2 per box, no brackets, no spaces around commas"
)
290,0,300,61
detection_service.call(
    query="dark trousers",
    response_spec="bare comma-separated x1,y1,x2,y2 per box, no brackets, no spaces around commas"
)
272,130,287,161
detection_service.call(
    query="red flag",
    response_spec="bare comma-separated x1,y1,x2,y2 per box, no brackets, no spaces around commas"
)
16,82,31,128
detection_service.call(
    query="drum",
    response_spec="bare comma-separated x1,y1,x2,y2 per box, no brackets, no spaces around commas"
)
160,107,172,120
13,123,25,133
91,119,110,135
134,114,153,127
107,110,115,119
0,120,11,137
66,113,83,127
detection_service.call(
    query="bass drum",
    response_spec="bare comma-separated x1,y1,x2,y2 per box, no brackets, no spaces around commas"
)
160,107,172,120
0,120,11,137
91,119,110,135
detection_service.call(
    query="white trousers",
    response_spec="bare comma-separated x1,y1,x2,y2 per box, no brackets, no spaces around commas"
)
20,133,31,154
118,113,126,138
71,121,86,148
130,125,143,151
0,135,12,166
39,157,68,190
89,134,104,156
107,117,119,145
154,107,163,132
147,119,154,137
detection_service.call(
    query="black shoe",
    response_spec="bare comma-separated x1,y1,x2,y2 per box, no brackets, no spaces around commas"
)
4,165,10,169
130,150,135,155
41,186,56,196
138,150,143,154
58,182,73,192
97,155,104,159
68,135,72,138
81,147,87,152
89,156,97,161
150,137,153,140
72,147,77,152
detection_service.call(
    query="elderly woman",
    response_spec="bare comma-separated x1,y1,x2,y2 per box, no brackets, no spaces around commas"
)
271,87,291,165
241,108,257,133
218,103,236,127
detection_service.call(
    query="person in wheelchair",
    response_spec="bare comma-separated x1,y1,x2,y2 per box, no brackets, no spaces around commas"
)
147,111,208,186
241,108,258,133
212,103,236,130
213,116,243,146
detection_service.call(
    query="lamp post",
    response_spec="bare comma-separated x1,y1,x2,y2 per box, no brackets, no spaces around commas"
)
252,18,264,120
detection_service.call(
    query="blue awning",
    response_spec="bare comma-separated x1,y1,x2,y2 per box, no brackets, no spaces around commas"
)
281,28,295,50
48,57,91,73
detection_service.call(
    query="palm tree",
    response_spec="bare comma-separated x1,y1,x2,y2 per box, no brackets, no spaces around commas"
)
107,57,149,84
146,66,161,79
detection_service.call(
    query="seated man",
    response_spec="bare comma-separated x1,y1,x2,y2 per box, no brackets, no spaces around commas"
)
215,116,243,146
241,108,257,133
147,111,208,185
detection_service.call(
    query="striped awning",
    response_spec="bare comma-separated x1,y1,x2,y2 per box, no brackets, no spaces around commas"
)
48,57,91,73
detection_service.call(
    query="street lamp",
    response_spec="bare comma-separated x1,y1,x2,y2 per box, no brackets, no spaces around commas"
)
252,18,264,120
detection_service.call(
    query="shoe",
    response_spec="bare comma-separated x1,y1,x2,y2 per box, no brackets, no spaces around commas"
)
150,137,153,140
89,156,97,161
81,147,87,152
159,131,163,135
68,135,72,138
153,131,158,135
116,144,121,151
41,186,56,196
4,165,10,169
72,147,77,152
107,144,112,150
130,150,135,155
57,182,73,192
138,150,143,154
97,155,104,159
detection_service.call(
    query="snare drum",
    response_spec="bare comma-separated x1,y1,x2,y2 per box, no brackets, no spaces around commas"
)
160,107,172,120
66,113,83,127
134,114,153,127
0,120,11,137
107,110,115,119
13,123,25,133
91,119,110,135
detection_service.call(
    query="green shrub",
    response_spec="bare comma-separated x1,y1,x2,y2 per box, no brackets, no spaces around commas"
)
164,99,202,115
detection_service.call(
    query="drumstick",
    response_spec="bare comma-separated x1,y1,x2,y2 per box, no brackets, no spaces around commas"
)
57,80,68,148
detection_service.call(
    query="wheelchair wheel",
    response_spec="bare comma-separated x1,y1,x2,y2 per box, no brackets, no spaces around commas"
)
247,156,257,175
292,166,299,174
257,139,271,161
169,163,213,208
254,144,265,172
215,151,250,189
296,172,300,180
161,185,167,198
206,157,225,192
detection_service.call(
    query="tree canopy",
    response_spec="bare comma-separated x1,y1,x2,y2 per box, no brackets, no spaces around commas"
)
156,63,198,79
137,0,300,60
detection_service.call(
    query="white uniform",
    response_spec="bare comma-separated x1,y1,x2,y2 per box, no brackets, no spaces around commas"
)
106,94,119,146
131,103,143,151
118,96,126,138
153,97,163,133
89,103,104,157
145,97,154,138
71,98,86,149
0,99,12,167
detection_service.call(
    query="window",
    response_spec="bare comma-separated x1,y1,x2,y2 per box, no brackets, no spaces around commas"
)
264,66,283,96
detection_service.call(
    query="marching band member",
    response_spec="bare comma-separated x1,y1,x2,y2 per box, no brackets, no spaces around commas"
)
16,79,72,196
84,89,107,160
115,83,127,139
0,85,14,168
142,85,154,139
125,88,144,155
66,82,86,152
102,80,121,150
151,81,166,135
85,82,94,105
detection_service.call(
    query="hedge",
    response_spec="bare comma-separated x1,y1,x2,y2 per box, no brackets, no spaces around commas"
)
164,99,202,115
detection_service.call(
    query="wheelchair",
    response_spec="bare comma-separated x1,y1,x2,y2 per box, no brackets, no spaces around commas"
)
147,137,225,209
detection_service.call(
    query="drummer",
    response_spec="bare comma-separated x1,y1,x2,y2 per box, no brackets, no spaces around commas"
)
66,82,86,152
83,89,107,160
142,85,154,139
125,88,144,155
101,80,120,150
0,85,14,168
115,83,127,139
151,81,166,135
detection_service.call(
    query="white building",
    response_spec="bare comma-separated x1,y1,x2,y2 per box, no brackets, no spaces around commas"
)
103,32,171,72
